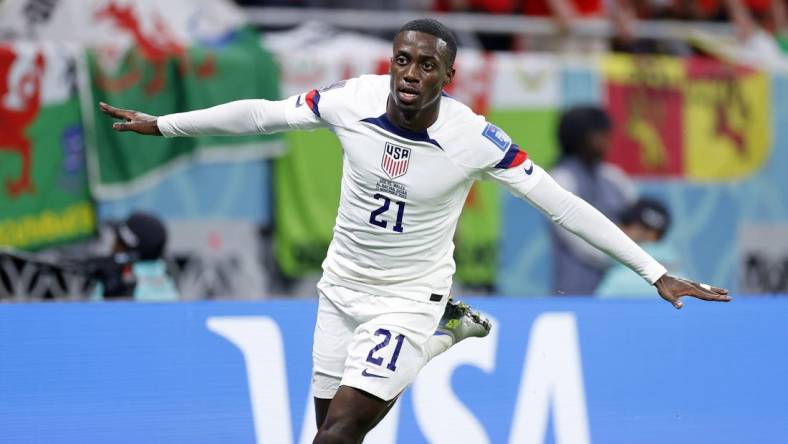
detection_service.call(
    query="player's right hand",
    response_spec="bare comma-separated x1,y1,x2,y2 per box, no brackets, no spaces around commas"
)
99,102,162,136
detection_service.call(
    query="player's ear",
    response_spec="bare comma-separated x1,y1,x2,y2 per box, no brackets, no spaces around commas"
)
444,67,455,88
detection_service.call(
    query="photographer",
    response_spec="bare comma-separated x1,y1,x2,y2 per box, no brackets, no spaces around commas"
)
89,212,178,301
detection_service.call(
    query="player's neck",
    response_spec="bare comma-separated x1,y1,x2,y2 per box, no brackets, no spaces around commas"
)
386,97,439,132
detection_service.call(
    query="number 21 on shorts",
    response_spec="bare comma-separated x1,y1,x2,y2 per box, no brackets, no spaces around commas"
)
366,328,405,371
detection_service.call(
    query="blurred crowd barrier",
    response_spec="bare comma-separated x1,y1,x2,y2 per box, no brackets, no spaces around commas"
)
1,0,787,299
2,297,787,442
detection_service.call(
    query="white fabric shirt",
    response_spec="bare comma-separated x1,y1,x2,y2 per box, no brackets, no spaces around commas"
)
158,74,667,300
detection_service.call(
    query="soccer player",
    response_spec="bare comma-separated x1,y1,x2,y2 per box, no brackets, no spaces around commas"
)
99,18,731,444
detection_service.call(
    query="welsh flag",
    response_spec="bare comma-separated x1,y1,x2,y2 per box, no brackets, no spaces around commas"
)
0,42,95,250
75,0,283,198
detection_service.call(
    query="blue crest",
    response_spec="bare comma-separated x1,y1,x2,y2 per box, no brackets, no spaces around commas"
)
482,123,511,151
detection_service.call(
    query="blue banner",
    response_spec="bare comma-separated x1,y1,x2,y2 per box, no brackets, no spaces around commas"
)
1,298,786,443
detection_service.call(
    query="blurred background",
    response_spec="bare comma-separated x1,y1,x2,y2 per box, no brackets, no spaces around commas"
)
1,1,787,443
1,0,787,301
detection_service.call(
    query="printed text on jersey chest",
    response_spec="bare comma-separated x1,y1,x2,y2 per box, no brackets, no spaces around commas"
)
375,178,408,199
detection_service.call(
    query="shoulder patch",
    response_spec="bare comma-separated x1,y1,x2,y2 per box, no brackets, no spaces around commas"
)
482,123,511,151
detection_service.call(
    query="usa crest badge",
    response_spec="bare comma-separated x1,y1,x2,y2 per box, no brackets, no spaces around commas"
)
381,142,411,179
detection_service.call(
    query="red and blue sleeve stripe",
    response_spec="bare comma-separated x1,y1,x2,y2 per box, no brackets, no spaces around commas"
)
494,144,528,169
305,89,321,117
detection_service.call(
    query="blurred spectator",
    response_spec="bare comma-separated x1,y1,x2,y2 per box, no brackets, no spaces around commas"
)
435,0,610,51
778,0,788,52
724,0,788,59
237,0,433,8
549,106,637,295
523,0,605,31
311,0,433,8
518,0,610,53
691,0,788,69
233,0,309,5
597,197,682,297
435,0,516,14
610,0,696,54
90,212,178,301
434,0,520,50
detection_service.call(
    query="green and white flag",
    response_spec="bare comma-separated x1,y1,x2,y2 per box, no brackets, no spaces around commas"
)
1,0,284,198
70,1,282,199
0,42,95,250
82,26,282,198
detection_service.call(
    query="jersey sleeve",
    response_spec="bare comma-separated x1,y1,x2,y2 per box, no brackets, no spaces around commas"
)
156,96,326,137
286,78,363,128
474,121,544,196
282,91,326,130
155,76,366,137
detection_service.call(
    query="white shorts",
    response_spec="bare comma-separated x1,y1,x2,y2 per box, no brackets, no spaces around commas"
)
311,279,445,401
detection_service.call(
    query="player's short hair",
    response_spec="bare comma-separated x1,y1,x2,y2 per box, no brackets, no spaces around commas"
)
557,105,612,156
397,19,458,67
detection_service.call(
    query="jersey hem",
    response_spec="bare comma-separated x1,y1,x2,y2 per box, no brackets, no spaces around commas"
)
320,271,450,304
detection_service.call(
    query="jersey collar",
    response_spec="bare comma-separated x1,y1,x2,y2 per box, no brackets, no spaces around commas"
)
360,113,443,150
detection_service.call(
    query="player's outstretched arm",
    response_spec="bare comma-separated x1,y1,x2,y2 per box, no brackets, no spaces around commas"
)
100,102,162,135
101,95,326,138
654,274,730,309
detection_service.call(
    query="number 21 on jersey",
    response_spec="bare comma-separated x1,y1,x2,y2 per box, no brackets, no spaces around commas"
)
369,193,406,233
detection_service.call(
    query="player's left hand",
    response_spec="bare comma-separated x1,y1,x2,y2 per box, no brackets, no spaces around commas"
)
99,102,162,135
654,274,731,309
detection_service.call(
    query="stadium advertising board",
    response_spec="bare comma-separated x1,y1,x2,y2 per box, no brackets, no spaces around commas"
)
2,298,786,443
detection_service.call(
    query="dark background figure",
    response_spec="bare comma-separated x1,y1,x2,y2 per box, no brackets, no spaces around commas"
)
549,105,637,295
597,197,682,297
87,211,178,300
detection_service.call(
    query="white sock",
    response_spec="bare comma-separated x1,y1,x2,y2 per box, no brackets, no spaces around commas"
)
424,334,453,361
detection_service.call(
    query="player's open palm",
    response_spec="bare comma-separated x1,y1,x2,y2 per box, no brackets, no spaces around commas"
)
654,274,731,309
99,102,162,135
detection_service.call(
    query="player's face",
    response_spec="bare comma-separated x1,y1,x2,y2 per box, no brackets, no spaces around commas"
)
389,31,454,113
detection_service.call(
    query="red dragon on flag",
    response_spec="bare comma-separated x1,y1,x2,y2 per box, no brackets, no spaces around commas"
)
0,46,44,197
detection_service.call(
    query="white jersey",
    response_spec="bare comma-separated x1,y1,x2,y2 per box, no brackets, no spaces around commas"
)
157,74,667,300
282,75,541,301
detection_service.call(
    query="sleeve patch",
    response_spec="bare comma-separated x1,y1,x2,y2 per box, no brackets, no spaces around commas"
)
305,89,321,117
482,123,512,151
494,145,529,169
